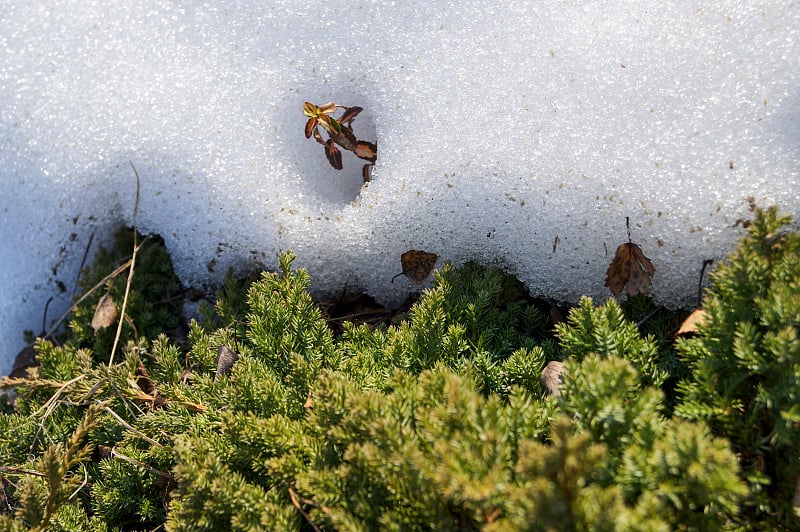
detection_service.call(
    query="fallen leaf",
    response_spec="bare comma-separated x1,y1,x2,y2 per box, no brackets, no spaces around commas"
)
676,308,708,337
91,293,118,332
605,242,655,297
391,250,438,285
133,362,168,408
541,360,565,397
136,362,156,395
214,345,240,381
98,445,113,459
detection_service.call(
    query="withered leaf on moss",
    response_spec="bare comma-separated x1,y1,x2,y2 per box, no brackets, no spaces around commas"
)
541,360,565,397
215,345,240,382
605,242,655,297
91,293,118,332
676,308,708,337
135,362,168,408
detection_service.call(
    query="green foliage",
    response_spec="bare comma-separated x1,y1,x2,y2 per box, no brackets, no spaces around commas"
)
562,353,665,457
4,209,798,530
555,353,745,530
68,228,183,363
2,404,103,531
556,296,670,388
337,262,552,395
676,206,800,528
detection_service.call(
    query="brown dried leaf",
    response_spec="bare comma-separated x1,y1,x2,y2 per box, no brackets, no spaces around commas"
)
91,293,118,332
136,362,157,397
605,242,655,297
133,362,168,408
676,308,708,337
214,345,240,382
541,361,565,397
393,250,438,285
98,444,113,459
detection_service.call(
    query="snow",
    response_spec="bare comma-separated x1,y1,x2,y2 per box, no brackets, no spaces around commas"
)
1,1,799,375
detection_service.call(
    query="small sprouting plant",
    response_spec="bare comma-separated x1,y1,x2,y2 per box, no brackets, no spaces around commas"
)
303,101,377,182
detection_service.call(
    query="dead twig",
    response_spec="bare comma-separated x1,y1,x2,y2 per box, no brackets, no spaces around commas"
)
99,446,172,481
697,259,713,307
71,232,95,302
287,485,326,532
47,241,149,339
29,375,86,455
109,162,142,367
0,466,47,478
635,307,662,329
103,406,164,449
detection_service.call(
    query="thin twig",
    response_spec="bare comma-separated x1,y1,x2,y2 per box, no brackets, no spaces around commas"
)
105,448,172,480
41,297,53,335
79,378,108,403
47,243,148,339
71,232,95,302
103,406,164,449
0,466,47,478
697,259,714,307
109,163,141,367
67,463,89,501
325,309,392,323
29,375,86,456
98,361,143,421
636,307,662,328
287,485,323,532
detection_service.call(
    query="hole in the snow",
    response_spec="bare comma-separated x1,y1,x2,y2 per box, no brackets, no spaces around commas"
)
285,98,377,206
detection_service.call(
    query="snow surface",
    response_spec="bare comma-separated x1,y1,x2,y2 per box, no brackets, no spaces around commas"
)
1,1,799,376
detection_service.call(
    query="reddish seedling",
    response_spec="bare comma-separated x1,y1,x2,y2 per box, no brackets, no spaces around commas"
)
303,101,377,182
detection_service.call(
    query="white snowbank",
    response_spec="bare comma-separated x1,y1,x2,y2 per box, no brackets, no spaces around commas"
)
1,1,799,375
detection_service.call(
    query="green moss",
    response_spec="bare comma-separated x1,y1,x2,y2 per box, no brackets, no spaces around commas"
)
676,206,800,528
68,227,183,364
3,208,799,530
